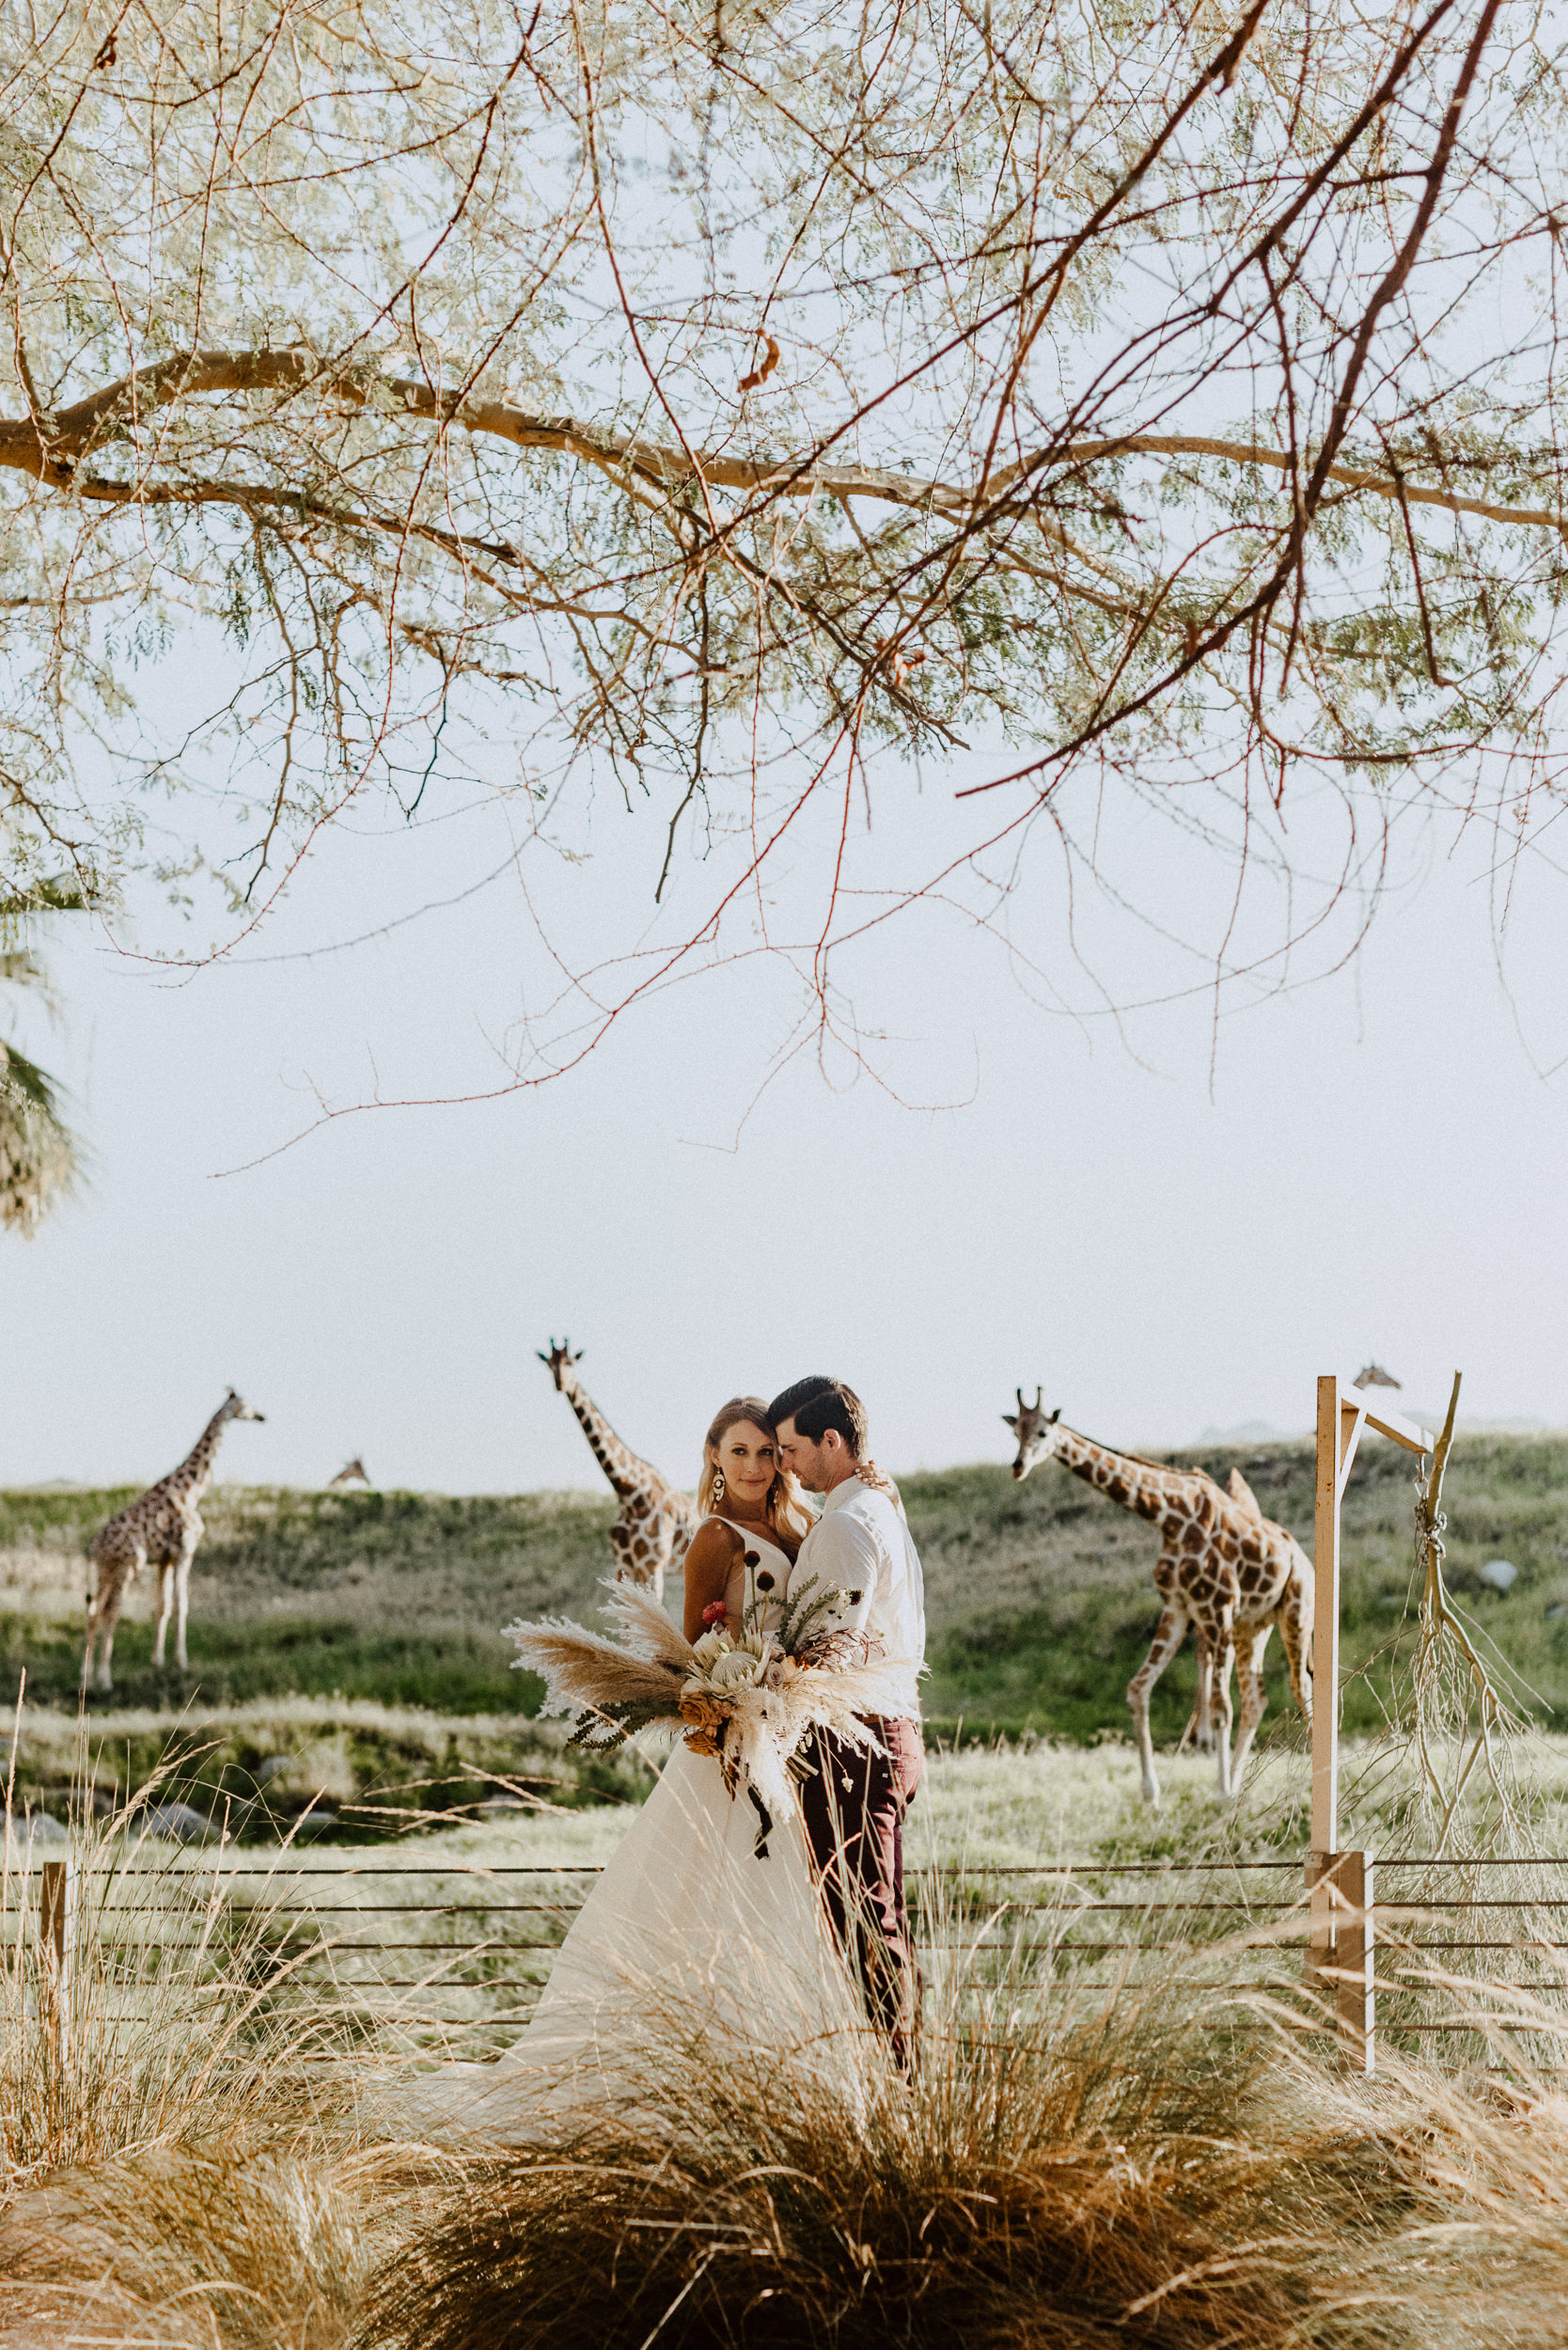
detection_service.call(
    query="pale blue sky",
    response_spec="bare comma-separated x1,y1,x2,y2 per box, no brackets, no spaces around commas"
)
6,738,1566,1496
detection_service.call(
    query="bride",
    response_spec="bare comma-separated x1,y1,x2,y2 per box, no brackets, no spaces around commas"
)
408,1397,875,2138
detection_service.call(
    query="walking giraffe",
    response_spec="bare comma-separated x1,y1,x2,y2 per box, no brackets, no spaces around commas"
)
540,1340,699,1602
82,1388,266,1693
1003,1391,1312,1807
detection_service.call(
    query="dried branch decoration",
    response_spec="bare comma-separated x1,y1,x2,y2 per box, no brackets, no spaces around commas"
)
1408,1372,1532,1855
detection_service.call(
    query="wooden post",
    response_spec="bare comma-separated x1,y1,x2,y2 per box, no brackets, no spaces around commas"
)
1308,1374,1431,2068
1305,1847,1376,2074
1311,1374,1349,1860
39,1856,73,2073
1335,1847,1375,2071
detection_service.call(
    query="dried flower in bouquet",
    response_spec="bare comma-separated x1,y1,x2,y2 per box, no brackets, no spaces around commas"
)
504,1569,919,1836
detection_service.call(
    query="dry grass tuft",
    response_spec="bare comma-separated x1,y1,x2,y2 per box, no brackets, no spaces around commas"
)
357,1918,1415,2350
358,2012,1568,2350
362,2139,1276,2349
0,1716,373,2201
354,1864,1568,2350
0,2136,391,2347
9,1735,1568,2346
0,1740,421,2344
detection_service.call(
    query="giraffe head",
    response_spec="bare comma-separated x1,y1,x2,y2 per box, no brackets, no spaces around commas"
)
539,1338,585,1392
1002,1387,1061,1480
222,1387,266,1423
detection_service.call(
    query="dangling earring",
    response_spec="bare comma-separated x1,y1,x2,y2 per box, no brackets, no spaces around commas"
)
712,1469,726,1506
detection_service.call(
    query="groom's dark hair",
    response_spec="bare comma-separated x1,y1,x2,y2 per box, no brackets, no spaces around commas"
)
768,1376,869,1458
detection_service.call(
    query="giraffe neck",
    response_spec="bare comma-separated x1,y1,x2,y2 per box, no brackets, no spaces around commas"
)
165,1406,232,1505
1049,1425,1207,1533
561,1374,664,1504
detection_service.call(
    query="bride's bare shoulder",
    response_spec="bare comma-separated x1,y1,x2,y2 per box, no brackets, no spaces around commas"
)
684,1516,742,1571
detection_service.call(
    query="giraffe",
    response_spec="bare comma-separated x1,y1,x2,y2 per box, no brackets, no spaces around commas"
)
82,1388,265,1693
1003,1389,1312,1808
540,1340,699,1602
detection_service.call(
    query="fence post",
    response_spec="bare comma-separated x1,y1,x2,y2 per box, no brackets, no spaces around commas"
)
1336,1848,1374,2072
1308,1367,1434,2073
39,1856,73,2074
1311,1375,1346,1864
1305,1846,1375,2073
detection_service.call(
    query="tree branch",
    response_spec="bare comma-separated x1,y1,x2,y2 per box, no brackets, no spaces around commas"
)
0,347,1561,540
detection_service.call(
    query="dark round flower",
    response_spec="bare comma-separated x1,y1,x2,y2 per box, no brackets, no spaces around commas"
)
756,1569,776,1592
744,1549,760,1567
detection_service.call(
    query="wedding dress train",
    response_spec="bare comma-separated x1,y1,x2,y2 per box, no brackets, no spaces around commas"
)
395,1521,870,2142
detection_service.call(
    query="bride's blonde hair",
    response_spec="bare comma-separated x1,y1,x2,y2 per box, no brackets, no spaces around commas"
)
697,1397,814,1544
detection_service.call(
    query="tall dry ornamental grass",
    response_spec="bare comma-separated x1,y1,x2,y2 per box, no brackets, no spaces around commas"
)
358,1878,1568,2350
0,1726,394,2345
7,1721,1568,2344
0,1775,354,2190
0,2139,386,2349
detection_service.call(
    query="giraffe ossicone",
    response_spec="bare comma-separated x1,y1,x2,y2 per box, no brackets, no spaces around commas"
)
82,1388,266,1695
540,1339,698,1604
1004,1392,1312,1809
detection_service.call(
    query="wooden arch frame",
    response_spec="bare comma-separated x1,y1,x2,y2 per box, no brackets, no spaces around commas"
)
1306,1372,1434,2069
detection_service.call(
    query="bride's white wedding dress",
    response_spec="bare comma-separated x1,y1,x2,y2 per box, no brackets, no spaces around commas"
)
396,1519,869,2141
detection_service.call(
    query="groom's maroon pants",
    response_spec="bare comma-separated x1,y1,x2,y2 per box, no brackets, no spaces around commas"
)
800,1716,924,2067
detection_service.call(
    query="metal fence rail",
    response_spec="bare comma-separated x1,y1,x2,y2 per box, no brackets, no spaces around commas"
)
11,1849,1568,2067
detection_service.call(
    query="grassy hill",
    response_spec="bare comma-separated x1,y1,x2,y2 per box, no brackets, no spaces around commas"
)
6,1430,1568,1753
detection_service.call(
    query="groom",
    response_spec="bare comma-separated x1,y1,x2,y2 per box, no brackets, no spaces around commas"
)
769,1376,927,2070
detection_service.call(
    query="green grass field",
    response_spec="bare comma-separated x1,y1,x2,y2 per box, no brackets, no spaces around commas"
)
5,1428,1567,1791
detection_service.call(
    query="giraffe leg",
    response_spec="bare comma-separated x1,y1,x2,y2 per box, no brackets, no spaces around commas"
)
1277,1595,1312,1731
1127,1605,1190,1810
85,1549,137,1692
82,1579,100,1692
1228,1625,1273,1788
152,1564,174,1668
93,1578,129,1693
1189,1628,1215,1753
1212,1607,1237,1798
82,1585,102,1692
174,1545,196,1670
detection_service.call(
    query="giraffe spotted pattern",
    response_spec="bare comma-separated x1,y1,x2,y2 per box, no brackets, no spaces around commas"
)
82,1387,266,1694
540,1340,699,1605
1004,1390,1312,1809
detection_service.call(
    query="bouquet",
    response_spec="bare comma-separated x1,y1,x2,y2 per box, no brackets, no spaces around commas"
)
504,1551,917,1845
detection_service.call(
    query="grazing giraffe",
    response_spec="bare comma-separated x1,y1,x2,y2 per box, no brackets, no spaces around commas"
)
82,1388,265,1692
540,1340,698,1602
1003,1389,1312,1807
328,1457,370,1487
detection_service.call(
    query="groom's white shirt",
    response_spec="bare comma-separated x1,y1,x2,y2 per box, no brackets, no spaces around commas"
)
795,1475,927,1715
